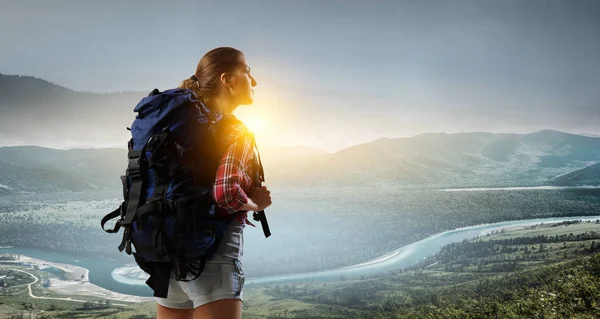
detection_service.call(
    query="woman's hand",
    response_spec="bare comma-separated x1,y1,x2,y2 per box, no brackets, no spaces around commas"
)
249,185,272,211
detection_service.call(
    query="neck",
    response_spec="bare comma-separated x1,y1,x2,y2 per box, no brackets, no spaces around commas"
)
208,95,236,116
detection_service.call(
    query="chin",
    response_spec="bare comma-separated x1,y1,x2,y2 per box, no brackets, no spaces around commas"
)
239,96,254,105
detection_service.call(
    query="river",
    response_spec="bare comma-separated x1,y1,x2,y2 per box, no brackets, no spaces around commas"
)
440,186,600,192
2,215,600,296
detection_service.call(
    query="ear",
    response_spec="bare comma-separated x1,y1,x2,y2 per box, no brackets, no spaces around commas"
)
220,73,232,88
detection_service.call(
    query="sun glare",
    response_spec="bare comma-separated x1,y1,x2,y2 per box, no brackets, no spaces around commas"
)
242,115,266,134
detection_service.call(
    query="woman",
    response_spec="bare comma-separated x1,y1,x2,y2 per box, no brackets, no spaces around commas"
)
155,47,272,319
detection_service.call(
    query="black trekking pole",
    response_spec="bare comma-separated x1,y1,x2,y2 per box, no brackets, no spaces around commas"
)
252,141,271,238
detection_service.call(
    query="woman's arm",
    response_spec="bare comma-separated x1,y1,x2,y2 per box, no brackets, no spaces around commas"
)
241,197,260,212
212,124,271,213
212,129,255,213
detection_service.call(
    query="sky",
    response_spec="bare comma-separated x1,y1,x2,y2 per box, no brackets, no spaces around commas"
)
1,0,599,152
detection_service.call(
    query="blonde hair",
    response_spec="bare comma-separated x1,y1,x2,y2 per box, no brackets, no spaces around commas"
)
179,47,244,106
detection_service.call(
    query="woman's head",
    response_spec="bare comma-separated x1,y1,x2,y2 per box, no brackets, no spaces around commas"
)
180,47,257,109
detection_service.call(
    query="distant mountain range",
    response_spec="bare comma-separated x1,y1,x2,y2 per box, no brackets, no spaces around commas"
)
0,129,598,195
266,129,600,188
1,74,599,194
0,74,146,147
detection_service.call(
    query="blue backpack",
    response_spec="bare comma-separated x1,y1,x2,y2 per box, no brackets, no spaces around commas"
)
101,88,267,297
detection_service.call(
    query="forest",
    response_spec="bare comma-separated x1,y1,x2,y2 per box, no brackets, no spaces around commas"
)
1,188,599,277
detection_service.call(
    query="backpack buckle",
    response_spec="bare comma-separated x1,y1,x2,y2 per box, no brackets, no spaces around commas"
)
127,157,141,177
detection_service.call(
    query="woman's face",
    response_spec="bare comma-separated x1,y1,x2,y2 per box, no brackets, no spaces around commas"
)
227,55,257,106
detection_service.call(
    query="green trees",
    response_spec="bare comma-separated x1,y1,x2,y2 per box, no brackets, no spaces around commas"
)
81,300,111,310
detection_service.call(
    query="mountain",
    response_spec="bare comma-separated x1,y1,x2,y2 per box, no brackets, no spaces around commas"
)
0,146,126,195
2,74,599,193
551,163,600,186
265,129,600,188
0,74,146,147
1,130,598,195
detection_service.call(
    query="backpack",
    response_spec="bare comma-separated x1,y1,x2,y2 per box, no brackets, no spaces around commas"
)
100,88,265,298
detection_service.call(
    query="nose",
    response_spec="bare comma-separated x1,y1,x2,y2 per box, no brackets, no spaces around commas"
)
250,75,257,87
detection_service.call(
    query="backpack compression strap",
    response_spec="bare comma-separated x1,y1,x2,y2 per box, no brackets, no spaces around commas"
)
100,176,130,234
118,139,146,255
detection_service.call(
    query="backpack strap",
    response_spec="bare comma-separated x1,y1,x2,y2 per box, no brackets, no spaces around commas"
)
251,137,271,238
144,262,171,298
117,139,147,255
100,174,130,233
100,204,125,233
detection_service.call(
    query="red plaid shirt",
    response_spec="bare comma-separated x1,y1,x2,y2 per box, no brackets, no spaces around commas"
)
212,119,257,227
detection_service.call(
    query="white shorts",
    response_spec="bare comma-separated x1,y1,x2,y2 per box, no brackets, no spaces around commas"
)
155,256,245,309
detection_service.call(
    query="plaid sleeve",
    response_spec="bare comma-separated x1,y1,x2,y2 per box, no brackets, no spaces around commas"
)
212,125,255,214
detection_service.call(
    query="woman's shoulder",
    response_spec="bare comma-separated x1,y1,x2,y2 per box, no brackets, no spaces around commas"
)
222,118,254,145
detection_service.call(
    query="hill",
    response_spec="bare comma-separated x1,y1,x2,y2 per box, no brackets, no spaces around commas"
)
0,74,145,148
1,130,599,195
0,146,126,195
267,129,600,188
551,163,600,186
